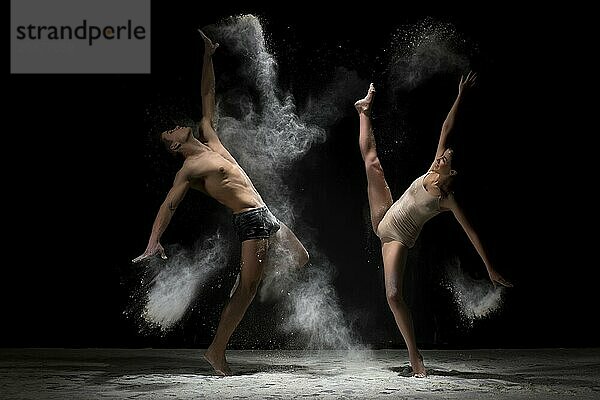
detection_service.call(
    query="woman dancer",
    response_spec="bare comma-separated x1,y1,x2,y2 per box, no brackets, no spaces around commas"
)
353,72,512,377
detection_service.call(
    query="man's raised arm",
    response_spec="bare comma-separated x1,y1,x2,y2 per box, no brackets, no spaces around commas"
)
198,29,219,141
197,29,239,165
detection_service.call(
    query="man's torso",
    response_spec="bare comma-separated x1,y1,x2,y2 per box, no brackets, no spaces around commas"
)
184,149,264,213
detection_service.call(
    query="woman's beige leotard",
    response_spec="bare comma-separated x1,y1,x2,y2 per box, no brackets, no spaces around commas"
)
376,172,443,248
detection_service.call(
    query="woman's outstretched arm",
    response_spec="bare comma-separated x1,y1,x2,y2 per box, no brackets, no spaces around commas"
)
434,71,477,160
445,195,513,288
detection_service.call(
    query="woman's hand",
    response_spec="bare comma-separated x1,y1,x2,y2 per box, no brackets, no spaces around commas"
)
459,71,477,94
488,268,513,288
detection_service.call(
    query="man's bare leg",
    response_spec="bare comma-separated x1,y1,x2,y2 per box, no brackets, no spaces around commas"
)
204,238,269,375
355,84,393,232
270,222,309,268
382,241,427,377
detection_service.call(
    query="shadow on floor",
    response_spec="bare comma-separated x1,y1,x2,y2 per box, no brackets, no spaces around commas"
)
389,364,600,389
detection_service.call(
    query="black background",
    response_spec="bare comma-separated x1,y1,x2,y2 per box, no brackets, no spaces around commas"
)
5,2,596,350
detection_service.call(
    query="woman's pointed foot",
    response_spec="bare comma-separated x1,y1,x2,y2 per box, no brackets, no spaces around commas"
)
354,83,376,116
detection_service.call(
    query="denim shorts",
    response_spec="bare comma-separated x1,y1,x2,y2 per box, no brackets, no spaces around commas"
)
232,206,281,242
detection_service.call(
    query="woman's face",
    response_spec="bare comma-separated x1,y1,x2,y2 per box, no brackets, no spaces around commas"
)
434,148,454,173
433,148,457,195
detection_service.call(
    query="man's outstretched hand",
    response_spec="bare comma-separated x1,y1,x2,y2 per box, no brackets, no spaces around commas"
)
132,242,167,264
198,29,219,55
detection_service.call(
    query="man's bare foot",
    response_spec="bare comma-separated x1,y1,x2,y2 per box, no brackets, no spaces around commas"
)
354,83,376,116
198,29,219,55
410,352,427,378
204,347,232,376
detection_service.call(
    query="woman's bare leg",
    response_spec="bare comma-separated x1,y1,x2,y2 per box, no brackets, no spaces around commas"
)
355,84,393,232
204,238,269,375
382,240,427,377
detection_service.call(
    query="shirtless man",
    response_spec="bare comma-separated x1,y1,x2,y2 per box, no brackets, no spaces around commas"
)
133,30,309,376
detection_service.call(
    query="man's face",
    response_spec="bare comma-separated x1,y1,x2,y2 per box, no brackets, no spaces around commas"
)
161,126,192,151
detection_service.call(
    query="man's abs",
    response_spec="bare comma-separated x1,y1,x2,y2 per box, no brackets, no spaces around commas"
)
191,166,264,213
